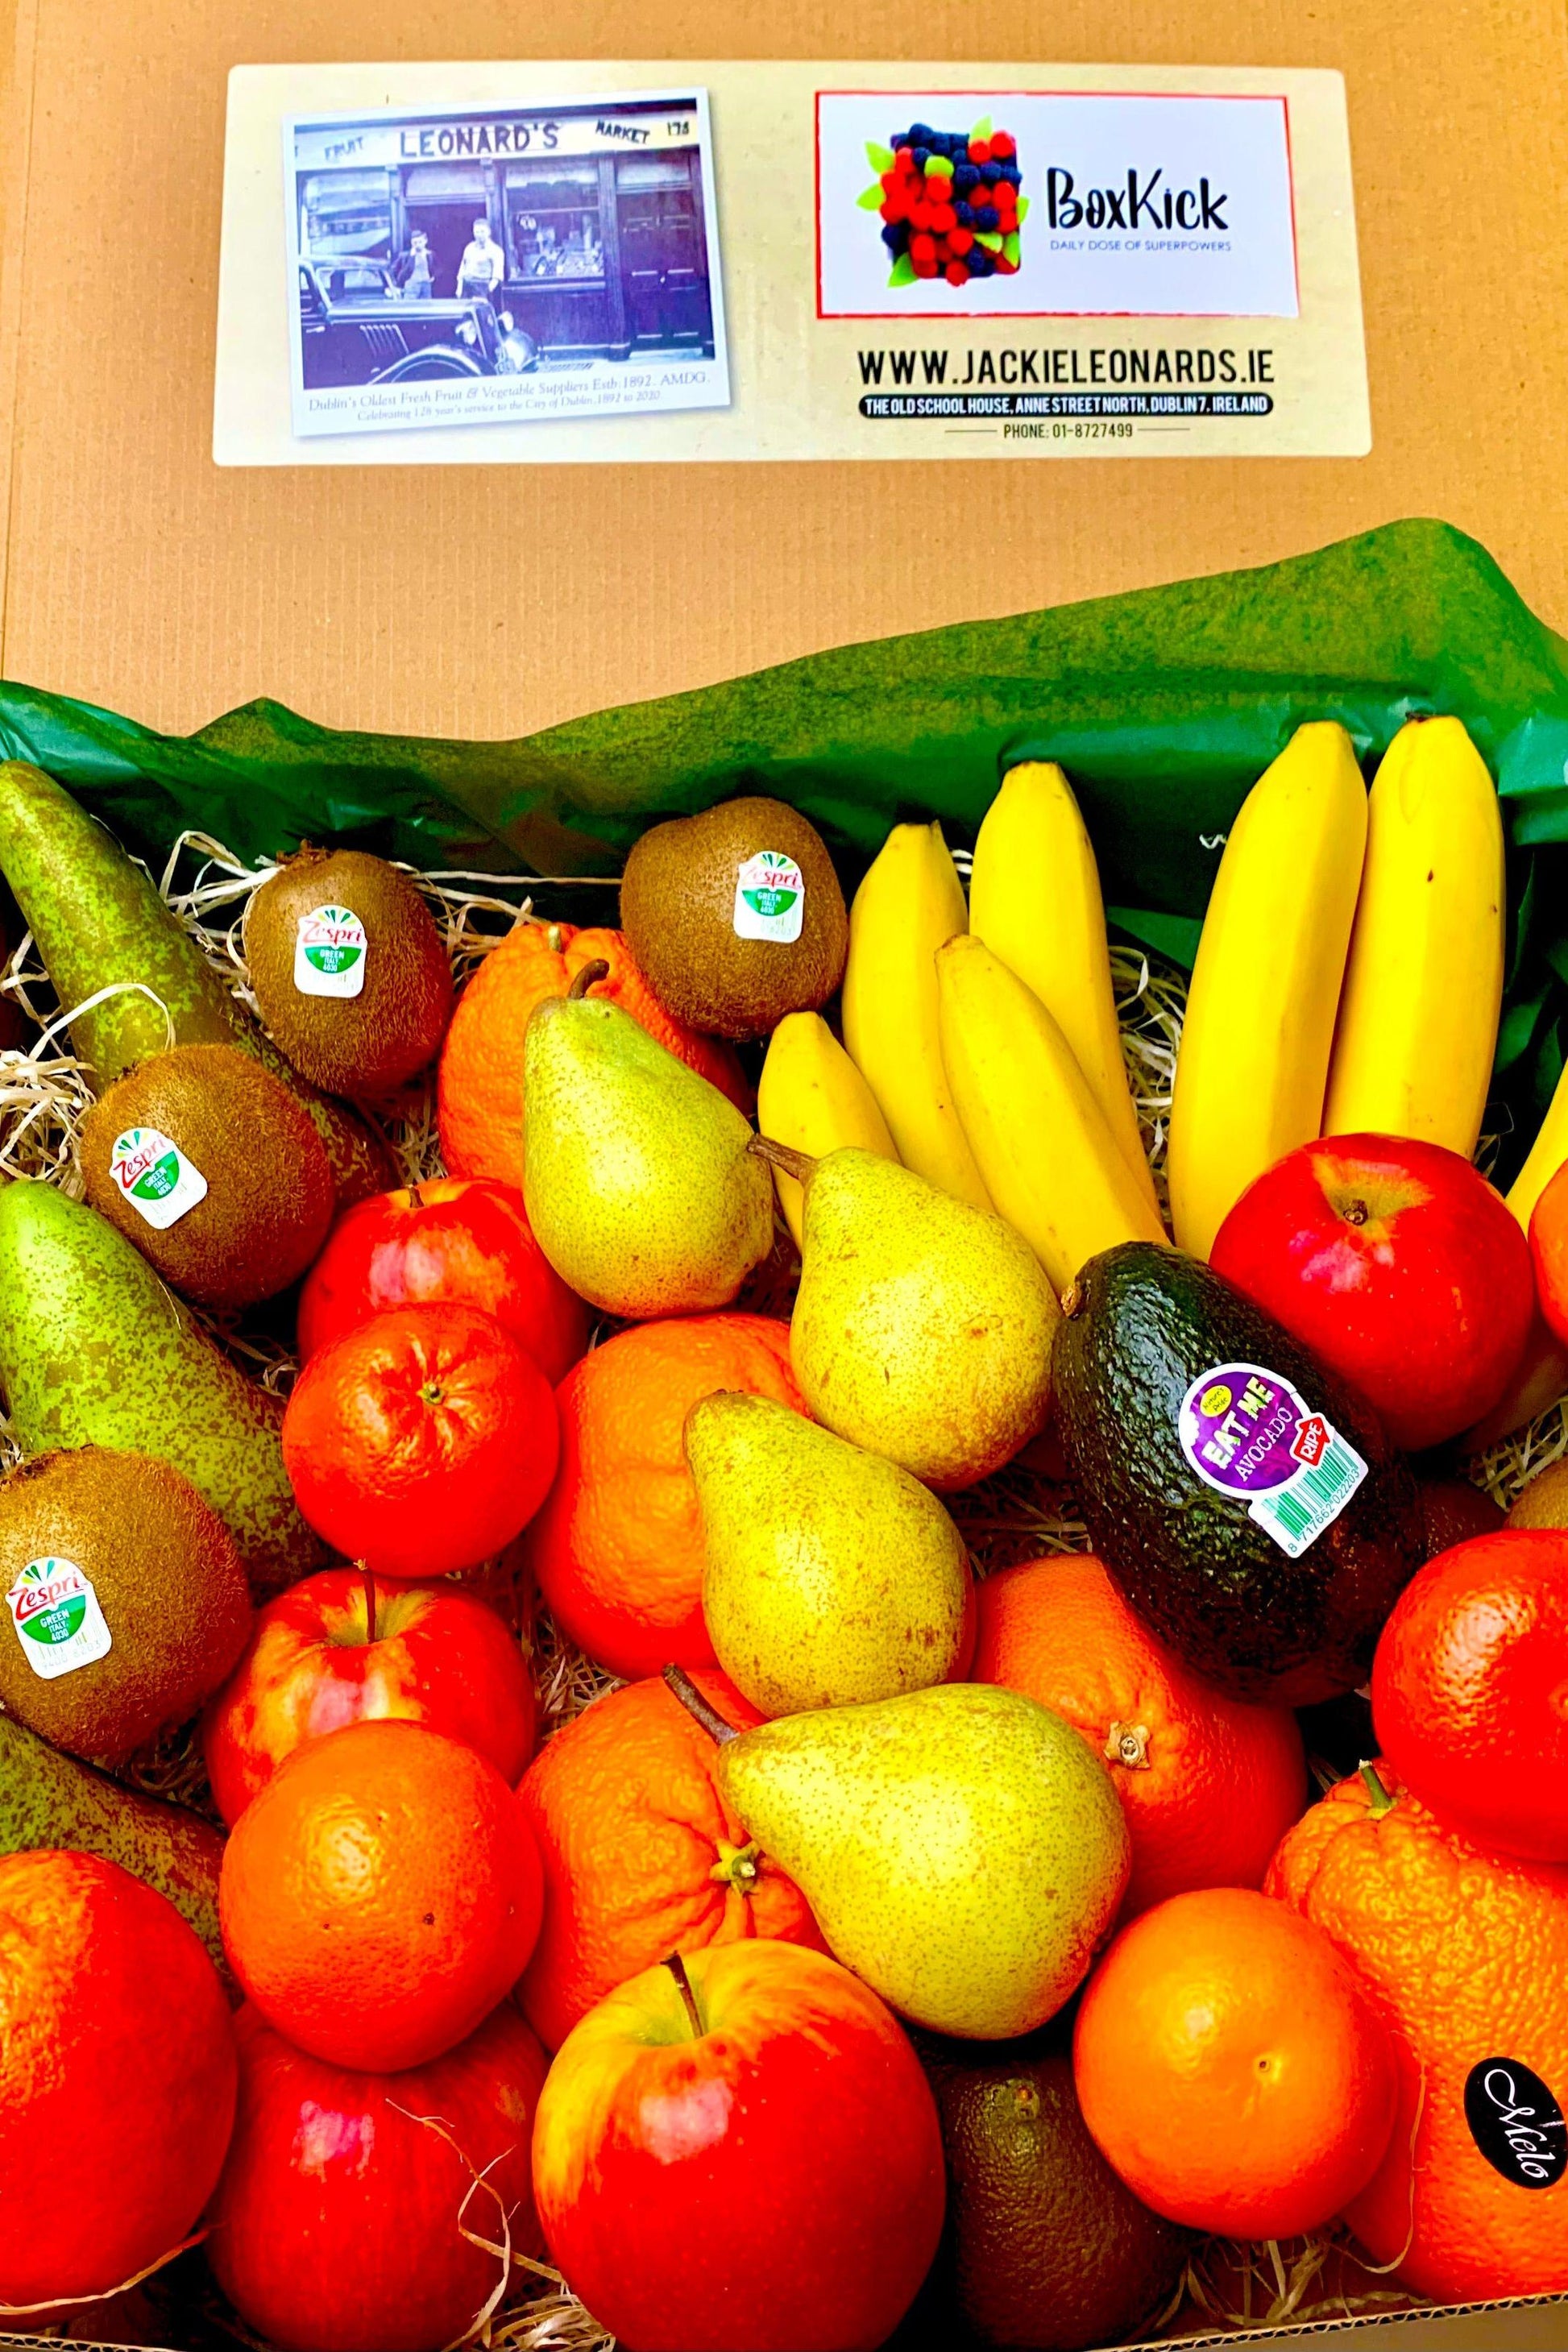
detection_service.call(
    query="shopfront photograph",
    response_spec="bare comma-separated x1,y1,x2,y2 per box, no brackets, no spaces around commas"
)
293,96,719,366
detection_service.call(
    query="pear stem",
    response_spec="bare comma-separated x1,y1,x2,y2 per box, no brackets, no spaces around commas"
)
664,1664,738,1745
567,959,610,1002
747,1135,816,1186
663,1952,705,2039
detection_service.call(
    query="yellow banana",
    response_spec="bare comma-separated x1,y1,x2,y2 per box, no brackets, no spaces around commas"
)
1504,1060,1568,1235
757,1012,899,1248
1467,1075,1568,1449
969,760,1159,1217
1168,720,1368,1259
841,821,994,1213
1322,715,1504,1155
935,933,1167,1293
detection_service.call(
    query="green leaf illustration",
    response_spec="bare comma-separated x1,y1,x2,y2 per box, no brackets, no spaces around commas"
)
888,253,918,287
1002,231,1021,265
1015,195,1031,223
858,182,887,209
969,115,993,143
976,230,1004,253
865,141,896,173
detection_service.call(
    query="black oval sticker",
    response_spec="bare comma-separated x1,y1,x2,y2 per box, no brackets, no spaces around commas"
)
1463,2058,1566,2191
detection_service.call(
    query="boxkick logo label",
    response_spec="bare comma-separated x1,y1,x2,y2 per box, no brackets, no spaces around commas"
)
1043,166,1230,236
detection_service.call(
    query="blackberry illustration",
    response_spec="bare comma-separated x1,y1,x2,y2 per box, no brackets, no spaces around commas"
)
859,115,1026,288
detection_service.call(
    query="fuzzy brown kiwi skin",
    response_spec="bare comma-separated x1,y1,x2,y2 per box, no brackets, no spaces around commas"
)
80,1043,336,1312
620,797,849,1040
243,844,454,1097
0,1447,253,1765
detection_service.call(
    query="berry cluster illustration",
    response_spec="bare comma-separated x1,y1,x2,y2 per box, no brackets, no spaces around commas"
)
857,118,1027,288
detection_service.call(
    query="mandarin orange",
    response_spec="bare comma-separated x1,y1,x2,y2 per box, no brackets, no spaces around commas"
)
437,921,749,1188
516,1668,822,2051
0,1850,237,2310
219,1718,543,2072
1267,1761,1568,2300
1074,1885,1397,2240
973,1554,1306,1916
525,1313,807,1679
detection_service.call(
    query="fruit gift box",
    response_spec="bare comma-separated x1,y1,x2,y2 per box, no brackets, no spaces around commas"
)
2,512,1568,2352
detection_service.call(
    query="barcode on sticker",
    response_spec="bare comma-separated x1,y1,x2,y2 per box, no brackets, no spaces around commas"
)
1249,1433,1367,1559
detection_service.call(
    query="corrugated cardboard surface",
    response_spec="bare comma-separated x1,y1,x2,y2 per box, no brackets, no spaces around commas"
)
0,0,1566,745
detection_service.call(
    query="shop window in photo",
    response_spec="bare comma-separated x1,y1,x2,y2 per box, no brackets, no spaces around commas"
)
508,166,604,281
300,168,392,264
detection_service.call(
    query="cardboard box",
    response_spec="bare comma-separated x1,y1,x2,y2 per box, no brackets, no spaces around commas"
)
2,0,1567,746
0,4,1566,2350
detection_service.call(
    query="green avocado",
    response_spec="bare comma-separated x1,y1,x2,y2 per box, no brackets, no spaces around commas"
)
915,2030,1191,2351
1052,1242,1422,1705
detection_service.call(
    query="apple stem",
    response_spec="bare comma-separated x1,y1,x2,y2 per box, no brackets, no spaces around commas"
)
663,1952,705,2039
407,1182,424,1210
1359,1759,1396,1816
567,959,610,1002
746,1134,816,1185
663,1665,739,1745
362,1562,376,1644
1343,1197,1369,1227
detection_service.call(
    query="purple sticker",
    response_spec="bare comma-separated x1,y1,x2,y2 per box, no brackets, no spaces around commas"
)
1179,1363,1333,1496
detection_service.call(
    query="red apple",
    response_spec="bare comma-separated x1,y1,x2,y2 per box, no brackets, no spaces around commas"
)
1211,1132,1533,1453
533,1939,944,2352
297,1177,588,1383
207,2000,549,2352
201,1566,535,1827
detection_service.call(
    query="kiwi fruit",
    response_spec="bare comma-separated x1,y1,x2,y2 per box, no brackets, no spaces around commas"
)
244,844,454,1094
916,2031,1191,2350
0,1448,252,1765
81,1041,335,1310
620,796,848,1039
1507,1455,1568,1529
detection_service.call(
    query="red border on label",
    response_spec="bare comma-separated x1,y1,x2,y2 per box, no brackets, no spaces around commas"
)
814,89,1302,321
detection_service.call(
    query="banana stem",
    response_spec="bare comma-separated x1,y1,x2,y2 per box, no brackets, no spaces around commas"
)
664,1664,739,1744
567,959,610,1002
747,1135,816,1185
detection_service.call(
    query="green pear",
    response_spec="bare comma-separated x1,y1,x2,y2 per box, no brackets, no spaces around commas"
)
523,970,774,1317
0,1181,323,1596
757,1142,1056,1490
685,1391,973,1716
673,1675,1129,2039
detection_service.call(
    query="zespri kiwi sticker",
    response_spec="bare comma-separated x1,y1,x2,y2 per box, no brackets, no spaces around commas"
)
294,904,368,998
110,1127,209,1232
6,1557,112,1680
733,852,805,944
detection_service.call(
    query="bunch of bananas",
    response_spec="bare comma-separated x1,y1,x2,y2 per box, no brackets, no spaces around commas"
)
760,716,1529,1388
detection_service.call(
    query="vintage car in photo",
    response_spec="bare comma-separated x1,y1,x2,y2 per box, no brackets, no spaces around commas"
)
297,261,539,389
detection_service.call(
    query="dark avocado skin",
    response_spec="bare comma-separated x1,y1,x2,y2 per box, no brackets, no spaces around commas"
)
914,2031,1191,2352
1052,1242,1423,1705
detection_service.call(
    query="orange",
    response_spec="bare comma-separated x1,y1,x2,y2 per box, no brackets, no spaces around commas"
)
973,1555,1306,1916
516,1667,822,2051
0,1849,237,2310
219,1718,544,2072
1073,1885,1397,2241
525,1313,807,1679
437,920,751,1188
1267,1761,1568,2300
1530,1156,1568,1347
